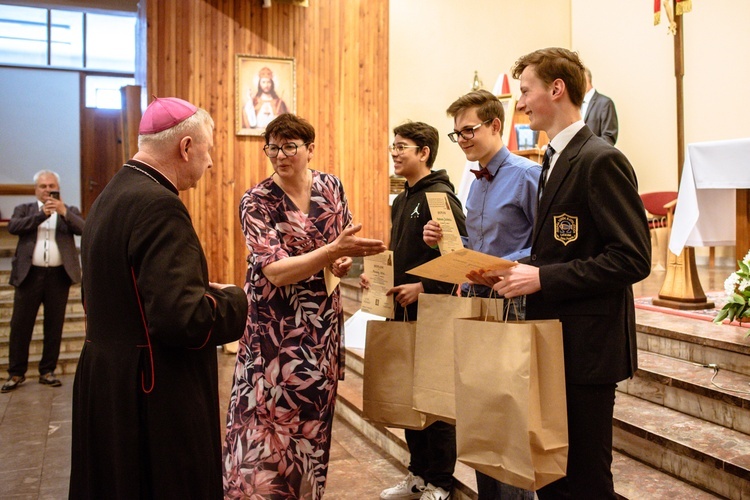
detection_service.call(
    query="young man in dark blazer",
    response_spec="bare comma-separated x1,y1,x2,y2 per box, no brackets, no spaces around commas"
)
486,48,651,498
2,170,85,392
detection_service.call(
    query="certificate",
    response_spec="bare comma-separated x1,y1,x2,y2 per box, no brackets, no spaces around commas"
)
406,248,515,285
361,250,395,318
425,192,464,254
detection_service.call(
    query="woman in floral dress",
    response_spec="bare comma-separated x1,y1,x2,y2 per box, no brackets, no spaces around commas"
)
223,114,385,499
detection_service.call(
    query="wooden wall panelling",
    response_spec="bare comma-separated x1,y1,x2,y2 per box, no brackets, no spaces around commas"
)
143,0,389,285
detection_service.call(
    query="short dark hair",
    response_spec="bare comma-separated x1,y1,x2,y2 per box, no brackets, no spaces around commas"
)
264,114,315,144
393,121,439,167
446,89,504,136
511,47,587,108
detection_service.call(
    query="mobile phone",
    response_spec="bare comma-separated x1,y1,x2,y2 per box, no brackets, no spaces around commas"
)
49,191,60,200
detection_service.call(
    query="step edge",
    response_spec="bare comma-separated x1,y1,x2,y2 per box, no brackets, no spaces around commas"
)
634,350,750,407
614,392,750,481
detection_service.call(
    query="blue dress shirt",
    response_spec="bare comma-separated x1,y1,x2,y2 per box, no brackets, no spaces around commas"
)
463,146,541,262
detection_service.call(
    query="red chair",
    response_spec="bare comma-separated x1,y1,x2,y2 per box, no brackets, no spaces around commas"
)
641,191,677,229
641,191,678,270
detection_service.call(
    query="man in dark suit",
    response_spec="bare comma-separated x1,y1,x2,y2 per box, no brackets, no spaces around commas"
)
582,67,619,146
484,48,651,498
2,171,84,393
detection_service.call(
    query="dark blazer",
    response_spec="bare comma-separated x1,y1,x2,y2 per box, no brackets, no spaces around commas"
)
525,126,651,385
584,90,619,146
8,202,85,287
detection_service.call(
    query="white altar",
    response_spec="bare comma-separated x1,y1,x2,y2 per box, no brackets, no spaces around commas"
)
668,138,750,256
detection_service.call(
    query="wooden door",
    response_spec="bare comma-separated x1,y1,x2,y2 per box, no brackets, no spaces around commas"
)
80,107,122,217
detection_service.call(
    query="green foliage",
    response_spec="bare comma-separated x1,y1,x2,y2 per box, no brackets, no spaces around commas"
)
714,252,750,337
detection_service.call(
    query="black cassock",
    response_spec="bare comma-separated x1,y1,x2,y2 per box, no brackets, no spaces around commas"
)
70,161,248,499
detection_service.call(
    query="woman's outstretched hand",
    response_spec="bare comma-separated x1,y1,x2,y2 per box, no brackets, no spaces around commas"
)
329,224,386,259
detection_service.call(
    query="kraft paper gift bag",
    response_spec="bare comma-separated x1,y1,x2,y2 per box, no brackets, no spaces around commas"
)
412,293,497,424
362,320,432,430
453,317,568,491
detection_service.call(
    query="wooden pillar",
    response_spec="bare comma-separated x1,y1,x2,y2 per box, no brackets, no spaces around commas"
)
120,85,142,164
655,9,713,311
738,189,750,263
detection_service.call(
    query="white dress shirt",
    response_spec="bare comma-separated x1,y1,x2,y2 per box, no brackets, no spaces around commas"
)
581,87,595,120
544,120,586,181
32,201,63,267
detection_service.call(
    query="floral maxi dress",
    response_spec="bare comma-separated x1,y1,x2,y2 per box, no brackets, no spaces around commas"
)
223,170,351,499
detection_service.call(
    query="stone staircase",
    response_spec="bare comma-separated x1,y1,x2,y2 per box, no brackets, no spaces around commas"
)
2,267,748,497
0,270,84,376
338,279,750,499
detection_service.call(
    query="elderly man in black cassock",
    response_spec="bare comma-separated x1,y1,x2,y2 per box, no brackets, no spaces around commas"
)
69,97,248,499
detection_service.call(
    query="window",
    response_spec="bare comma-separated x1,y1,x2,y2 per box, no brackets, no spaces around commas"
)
85,13,136,72
85,75,136,109
50,9,84,68
0,3,137,109
0,4,135,72
0,4,48,66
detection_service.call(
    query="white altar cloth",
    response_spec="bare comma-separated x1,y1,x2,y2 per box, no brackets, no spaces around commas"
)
668,138,750,255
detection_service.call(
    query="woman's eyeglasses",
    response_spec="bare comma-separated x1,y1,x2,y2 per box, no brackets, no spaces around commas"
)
263,142,310,158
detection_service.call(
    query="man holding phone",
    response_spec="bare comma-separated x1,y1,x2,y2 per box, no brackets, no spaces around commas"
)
1,170,84,393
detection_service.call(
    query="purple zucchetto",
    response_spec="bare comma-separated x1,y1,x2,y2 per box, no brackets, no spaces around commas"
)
139,97,198,135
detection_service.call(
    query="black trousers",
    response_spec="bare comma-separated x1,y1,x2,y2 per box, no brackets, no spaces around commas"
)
405,420,456,491
8,266,71,377
536,383,617,500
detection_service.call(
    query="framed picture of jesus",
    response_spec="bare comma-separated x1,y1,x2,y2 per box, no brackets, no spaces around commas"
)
236,55,296,136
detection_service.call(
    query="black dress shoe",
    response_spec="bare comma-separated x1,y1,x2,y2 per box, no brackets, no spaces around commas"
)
38,373,62,387
1,375,26,393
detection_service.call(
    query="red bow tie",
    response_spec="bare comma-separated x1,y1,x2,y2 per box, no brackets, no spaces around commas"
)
470,168,494,181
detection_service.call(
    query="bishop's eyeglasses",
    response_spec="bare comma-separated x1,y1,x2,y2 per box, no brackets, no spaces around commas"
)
263,142,310,158
447,119,492,143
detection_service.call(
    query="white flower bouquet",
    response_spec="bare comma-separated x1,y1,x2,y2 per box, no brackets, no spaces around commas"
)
714,250,750,336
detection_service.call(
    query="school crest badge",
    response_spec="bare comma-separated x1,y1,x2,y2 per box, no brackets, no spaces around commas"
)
553,213,578,246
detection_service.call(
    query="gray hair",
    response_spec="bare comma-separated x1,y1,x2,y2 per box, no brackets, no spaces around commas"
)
33,170,60,184
138,107,214,149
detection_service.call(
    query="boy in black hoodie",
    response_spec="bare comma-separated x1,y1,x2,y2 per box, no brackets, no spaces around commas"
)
362,121,466,500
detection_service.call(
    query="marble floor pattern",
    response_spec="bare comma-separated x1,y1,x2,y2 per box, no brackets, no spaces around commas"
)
0,260,739,499
0,351,408,499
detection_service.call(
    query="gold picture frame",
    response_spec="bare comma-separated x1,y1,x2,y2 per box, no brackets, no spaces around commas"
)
236,54,296,136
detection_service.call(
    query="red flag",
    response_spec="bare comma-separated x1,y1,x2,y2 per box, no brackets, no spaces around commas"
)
501,74,510,95
654,0,661,25
507,124,518,150
507,113,518,150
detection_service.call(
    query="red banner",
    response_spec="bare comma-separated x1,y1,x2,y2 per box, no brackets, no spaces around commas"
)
654,0,661,25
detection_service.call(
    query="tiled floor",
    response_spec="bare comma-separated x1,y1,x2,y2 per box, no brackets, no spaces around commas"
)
0,260,737,499
0,349,407,499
